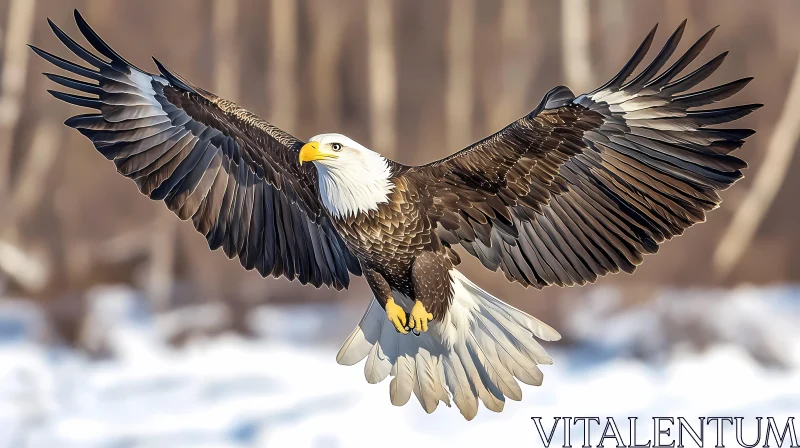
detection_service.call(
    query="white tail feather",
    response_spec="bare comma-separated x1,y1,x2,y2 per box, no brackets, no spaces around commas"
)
336,269,561,420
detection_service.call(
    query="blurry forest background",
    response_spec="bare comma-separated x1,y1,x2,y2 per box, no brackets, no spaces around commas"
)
0,0,797,349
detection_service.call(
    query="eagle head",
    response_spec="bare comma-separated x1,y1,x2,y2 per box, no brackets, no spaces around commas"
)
299,133,395,218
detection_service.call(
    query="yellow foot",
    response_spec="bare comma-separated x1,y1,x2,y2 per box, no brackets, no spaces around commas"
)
408,300,434,334
385,298,408,334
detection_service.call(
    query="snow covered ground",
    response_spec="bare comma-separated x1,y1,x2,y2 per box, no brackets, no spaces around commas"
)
0,285,798,448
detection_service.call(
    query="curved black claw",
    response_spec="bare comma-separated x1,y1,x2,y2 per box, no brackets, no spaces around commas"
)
403,311,412,333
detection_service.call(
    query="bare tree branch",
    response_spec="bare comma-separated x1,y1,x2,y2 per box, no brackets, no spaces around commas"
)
0,239,48,292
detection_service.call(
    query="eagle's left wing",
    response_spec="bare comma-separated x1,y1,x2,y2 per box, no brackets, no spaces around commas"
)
31,10,361,289
406,22,760,288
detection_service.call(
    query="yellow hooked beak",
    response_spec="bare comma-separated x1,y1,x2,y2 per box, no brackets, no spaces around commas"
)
299,141,338,165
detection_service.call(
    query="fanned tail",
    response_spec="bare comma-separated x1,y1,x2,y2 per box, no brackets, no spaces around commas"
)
336,270,560,420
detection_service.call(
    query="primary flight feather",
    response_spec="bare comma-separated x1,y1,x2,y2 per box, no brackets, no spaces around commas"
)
33,11,759,420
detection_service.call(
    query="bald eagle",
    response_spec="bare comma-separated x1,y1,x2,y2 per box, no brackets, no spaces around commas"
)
33,11,759,419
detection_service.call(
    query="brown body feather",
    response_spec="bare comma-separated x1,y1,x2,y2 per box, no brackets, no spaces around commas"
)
331,175,457,318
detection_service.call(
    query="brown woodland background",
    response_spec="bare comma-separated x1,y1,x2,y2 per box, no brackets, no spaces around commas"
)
0,0,797,345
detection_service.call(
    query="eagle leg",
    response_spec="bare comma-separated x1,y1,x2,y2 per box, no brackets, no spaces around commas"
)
385,298,409,335
410,251,455,333
362,265,409,334
408,300,433,335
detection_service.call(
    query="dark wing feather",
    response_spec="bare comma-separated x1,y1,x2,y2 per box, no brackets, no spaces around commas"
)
406,22,759,288
33,10,361,289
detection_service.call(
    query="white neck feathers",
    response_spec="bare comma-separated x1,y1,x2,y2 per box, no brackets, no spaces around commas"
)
315,151,395,220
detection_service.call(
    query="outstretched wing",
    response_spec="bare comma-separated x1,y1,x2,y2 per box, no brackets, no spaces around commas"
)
32,10,361,289
407,22,760,288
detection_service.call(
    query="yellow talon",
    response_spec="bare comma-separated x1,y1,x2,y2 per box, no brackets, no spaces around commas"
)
385,298,408,334
408,300,434,334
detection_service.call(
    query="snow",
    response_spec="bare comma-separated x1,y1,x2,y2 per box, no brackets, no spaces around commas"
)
0,285,798,447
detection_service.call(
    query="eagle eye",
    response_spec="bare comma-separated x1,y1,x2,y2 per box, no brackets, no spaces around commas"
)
331,143,343,151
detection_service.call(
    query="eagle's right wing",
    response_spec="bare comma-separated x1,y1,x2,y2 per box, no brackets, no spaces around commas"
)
32,10,361,289
407,22,759,288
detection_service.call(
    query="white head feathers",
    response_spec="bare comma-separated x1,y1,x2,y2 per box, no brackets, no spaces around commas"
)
306,133,395,219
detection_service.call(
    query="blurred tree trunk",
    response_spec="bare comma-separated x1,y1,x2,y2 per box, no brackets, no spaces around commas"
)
9,120,60,230
0,0,47,293
269,0,298,132
445,0,475,150
561,0,592,93
367,0,397,156
212,0,240,100
5,118,60,293
308,0,350,129
85,0,111,24
0,0,37,219
146,213,177,311
714,54,800,278
665,0,694,34
488,0,538,132
600,0,631,73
